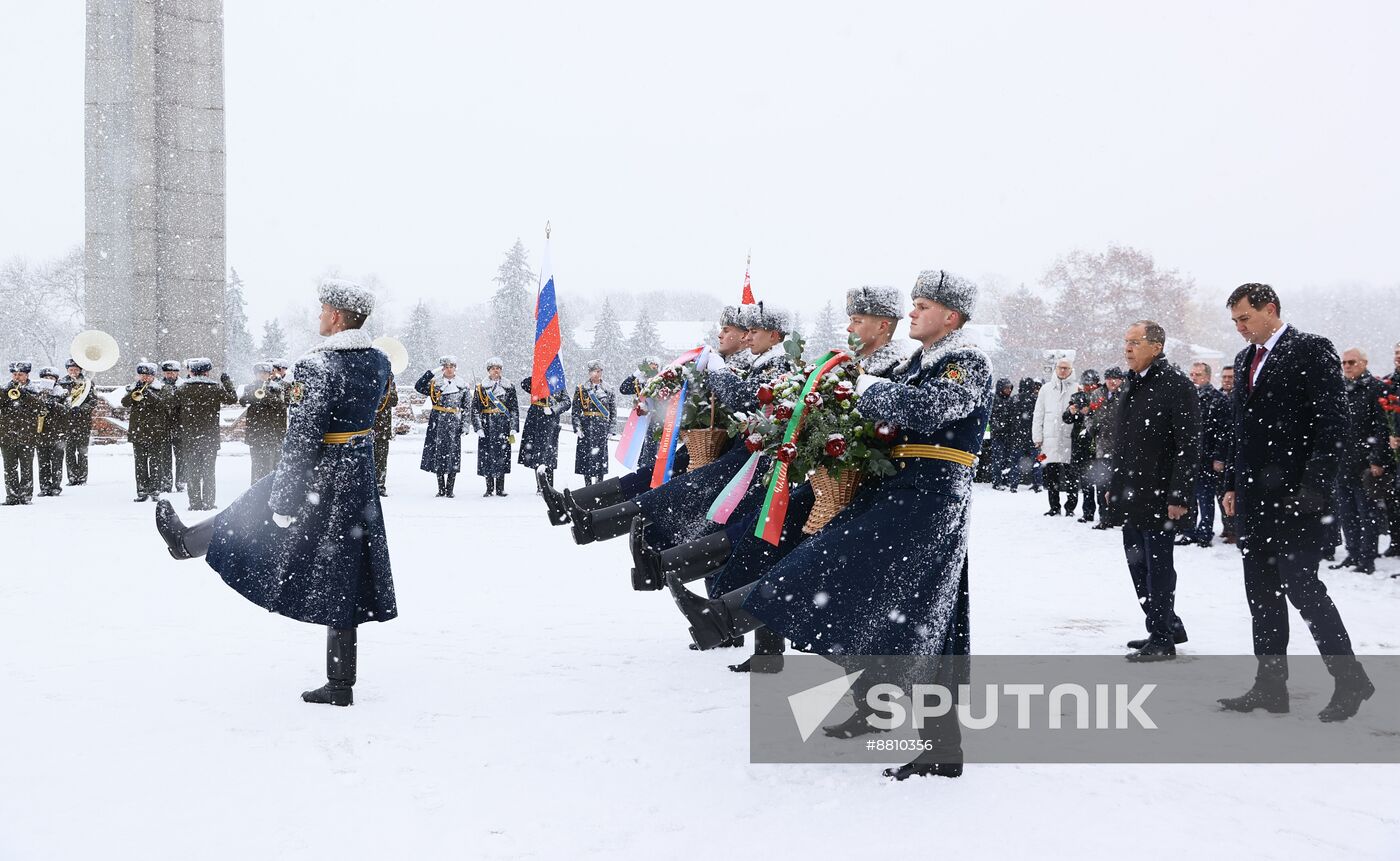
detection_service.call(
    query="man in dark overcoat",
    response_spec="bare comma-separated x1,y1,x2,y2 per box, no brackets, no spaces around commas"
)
172,358,238,510
1329,347,1389,575
121,362,173,502
416,357,469,498
571,360,616,486
240,361,289,484
519,372,570,490
470,357,520,497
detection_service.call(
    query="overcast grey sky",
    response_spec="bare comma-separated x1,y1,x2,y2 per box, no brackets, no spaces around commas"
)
2,1,1397,327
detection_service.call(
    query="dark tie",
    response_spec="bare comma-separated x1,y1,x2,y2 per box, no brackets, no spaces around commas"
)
1247,346,1268,393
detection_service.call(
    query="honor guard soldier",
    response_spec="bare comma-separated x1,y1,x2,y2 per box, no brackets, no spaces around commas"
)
156,278,397,707
520,371,570,491
173,358,238,510
415,356,468,498
60,358,95,485
471,357,520,497
122,362,172,502
571,360,616,486
1,361,41,505
34,367,68,497
159,360,185,492
373,371,398,497
240,361,289,483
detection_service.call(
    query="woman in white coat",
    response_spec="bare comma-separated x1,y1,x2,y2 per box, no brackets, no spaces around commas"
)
1032,356,1079,516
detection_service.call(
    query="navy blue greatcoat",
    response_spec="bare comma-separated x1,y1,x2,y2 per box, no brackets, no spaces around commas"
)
206,329,397,628
519,377,570,470
470,380,520,476
742,330,991,657
415,371,469,475
571,383,616,478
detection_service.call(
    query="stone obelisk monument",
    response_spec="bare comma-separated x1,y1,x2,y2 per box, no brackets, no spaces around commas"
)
84,0,226,376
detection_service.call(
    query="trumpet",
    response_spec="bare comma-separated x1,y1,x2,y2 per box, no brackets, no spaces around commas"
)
6,386,20,401
128,381,150,402
254,385,267,400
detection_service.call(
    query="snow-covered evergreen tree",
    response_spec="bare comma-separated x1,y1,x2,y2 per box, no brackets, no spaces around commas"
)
259,319,288,361
590,299,627,381
490,239,536,380
809,300,842,353
625,307,664,360
223,268,257,382
402,300,440,382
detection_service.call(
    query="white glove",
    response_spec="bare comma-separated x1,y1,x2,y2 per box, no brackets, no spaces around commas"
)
854,374,884,397
477,428,486,437
704,352,726,372
272,513,297,529
544,407,553,415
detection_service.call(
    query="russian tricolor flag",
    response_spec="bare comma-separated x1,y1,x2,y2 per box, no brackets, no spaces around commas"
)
531,230,566,397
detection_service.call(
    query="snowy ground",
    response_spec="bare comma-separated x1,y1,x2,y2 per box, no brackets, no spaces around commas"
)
3,434,1398,859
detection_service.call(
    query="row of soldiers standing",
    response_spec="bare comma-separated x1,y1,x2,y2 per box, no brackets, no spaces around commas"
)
1,359,98,504
415,356,617,497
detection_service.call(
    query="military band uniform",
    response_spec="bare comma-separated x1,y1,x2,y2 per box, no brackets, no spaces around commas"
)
373,374,398,496
173,369,238,510
122,377,172,501
1,376,41,505
240,378,290,484
60,369,95,485
34,377,68,497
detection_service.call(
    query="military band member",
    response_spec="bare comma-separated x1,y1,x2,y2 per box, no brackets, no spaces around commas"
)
173,358,238,510
34,367,68,497
373,372,398,497
520,372,570,491
122,362,172,502
60,358,95,486
571,361,616,486
159,360,185,492
415,356,468,498
155,278,396,707
471,357,520,497
1,361,40,505
240,361,289,483
271,358,291,381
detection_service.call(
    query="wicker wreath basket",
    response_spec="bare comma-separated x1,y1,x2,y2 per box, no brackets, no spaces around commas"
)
682,428,729,468
803,466,862,534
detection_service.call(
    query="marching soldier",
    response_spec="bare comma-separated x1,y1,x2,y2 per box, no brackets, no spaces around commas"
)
60,358,95,486
155,278,397,706
470,357,520,497
172,358,238,510
571,360,616,486
159,360,185,492
1,361,41,505
373,372,398,497
415,357,469,498
34,367,68,497
121,362,172,502
519,372,570,491
239,361,289,484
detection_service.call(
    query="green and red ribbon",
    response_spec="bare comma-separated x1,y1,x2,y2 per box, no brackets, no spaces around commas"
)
753,350,848,545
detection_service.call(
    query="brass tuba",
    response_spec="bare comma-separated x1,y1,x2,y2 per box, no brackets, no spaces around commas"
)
372,336,409,375
69,330,121,373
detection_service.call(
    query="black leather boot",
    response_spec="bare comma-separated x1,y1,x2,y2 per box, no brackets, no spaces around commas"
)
540,473,571,525
666,575,763,650
1126,625,1188,650
563,477,626,515
1219,658,1290,714
730,627,786,673
444,473,456,498
155,499,215,560
484,477,495,497
571,499,643,546
495,475,507,497
435,474,445,497
302,627,356,706
631,518,732,591
1319,657,1376,722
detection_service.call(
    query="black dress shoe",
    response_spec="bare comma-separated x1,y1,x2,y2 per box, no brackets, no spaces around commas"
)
1354,561,1375,575
1126,629,1188,649
1384,545,1400,558
301,681,353,707
134,494,149,502
728,655,784,674
1043,510,1060,517
686,636,745,651
1092,522,1111,530
1125,639,1176,662
883,761,963,780
1174,535,1195,546
822,709,886,739
1077,515,1094,523
1219,684,1289,714
1328,556,1355,570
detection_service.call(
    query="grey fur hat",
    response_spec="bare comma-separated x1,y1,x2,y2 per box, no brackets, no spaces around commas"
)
160,360,182,373
748,301,790,335
64,358,80,369
253,361,275,375
271,358,291,370
185,357,214,374
911,270,978,321
586,360,604,372
38,366,61,379
318,278,376,316
135,362,159,376
485,356,504,370
720,305,748,329
846,285,902,319
8,360,33,374
438,355,458,368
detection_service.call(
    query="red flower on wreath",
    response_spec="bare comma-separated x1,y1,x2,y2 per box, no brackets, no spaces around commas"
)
825,434,848,457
